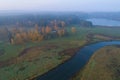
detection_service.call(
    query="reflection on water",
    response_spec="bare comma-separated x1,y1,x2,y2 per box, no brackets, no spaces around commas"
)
87,18,120,26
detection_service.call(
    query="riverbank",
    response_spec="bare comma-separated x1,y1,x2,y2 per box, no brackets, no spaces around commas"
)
70,33,120,80
0,26,120,80
71,45,120,80
32,33,120,80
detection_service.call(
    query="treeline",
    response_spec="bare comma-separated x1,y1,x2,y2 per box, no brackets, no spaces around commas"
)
0,14,92,27
0,14,93,44
8,23,76,44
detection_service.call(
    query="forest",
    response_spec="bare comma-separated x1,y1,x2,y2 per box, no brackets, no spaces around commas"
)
0,14,92,44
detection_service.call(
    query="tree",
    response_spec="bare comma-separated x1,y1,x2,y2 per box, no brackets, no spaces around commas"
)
41,27,45,34
10,38,14,44
28,30,34,41
45,26,51,34
38,34,44,41
57,29,62,37
35,24,39,31
61,28,65,36
11,27,18,35
15,33,24,44
79,20,93,27
61,21,65,27
71,27,76,34
26,25,40,42
20,32,28,41
29,30,38,41
57,28,65,37
54,25,59,31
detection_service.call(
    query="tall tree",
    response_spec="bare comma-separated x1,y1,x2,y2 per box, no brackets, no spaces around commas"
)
57,28,65,37
21,32,28,41
45,26,51,34
71,27,76,34
54,25,59,31
15,33,24,44
41,27,45,34
61,21,65,27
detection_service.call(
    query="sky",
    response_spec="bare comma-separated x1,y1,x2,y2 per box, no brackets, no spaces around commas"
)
0,0,120,12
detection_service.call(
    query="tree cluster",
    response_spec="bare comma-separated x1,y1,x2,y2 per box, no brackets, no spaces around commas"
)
8,23,69,44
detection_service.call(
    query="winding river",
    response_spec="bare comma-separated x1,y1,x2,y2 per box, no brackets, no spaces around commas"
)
36,41,120,80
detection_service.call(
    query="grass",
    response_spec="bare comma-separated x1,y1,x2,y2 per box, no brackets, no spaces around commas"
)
72,46,120,80
0,26,120,80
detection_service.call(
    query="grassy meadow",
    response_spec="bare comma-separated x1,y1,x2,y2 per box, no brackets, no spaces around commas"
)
0,26,120,80
72,45,120,80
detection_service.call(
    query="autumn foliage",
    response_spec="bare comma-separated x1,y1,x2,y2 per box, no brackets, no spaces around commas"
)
8,23,68,44
71,27,76,34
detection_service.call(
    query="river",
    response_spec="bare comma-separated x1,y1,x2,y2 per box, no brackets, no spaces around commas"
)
35,41,120,80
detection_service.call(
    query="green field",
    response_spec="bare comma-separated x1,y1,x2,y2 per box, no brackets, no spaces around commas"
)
0,26,120,80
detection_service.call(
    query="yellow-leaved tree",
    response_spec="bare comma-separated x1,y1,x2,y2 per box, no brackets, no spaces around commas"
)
71,27,76,34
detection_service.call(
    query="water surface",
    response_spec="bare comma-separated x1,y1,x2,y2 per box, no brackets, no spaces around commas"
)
36,41,120,80
87,18,120,26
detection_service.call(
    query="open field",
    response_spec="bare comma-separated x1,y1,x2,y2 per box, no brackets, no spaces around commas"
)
0,26,120,80
71,45,120,80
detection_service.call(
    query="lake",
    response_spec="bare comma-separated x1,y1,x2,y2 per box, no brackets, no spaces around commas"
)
87,18,120,26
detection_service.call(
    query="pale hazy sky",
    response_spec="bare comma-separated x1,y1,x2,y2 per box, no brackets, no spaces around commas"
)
0,0,120,12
